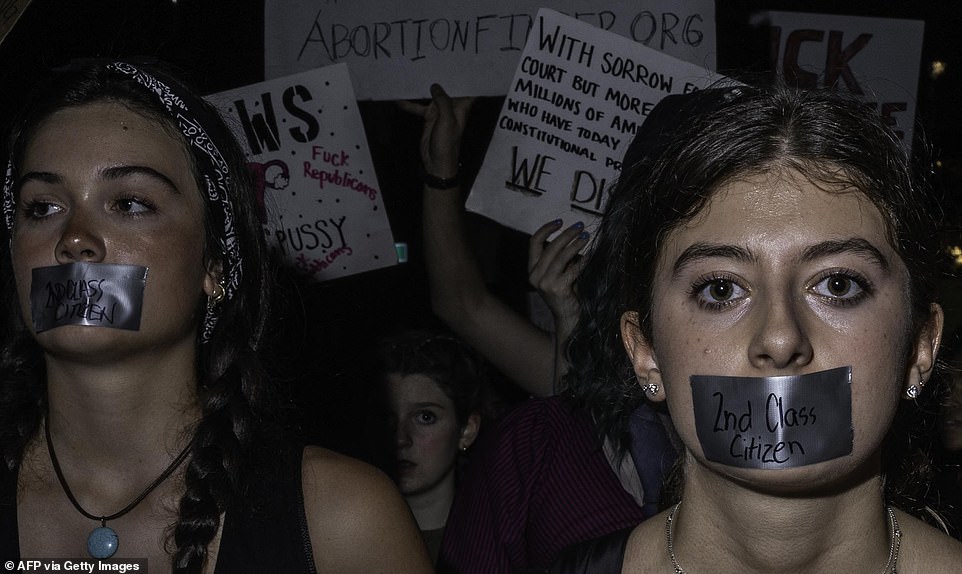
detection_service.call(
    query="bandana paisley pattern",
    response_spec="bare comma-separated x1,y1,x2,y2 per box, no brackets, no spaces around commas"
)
2,61,242,343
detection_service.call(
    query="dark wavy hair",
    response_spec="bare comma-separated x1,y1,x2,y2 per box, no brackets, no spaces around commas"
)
377,329,488,428
0,60,276,572
564,83,946,519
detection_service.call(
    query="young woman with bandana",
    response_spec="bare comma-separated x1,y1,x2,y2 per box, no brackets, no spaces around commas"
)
551,84,962,572
0,61,431,572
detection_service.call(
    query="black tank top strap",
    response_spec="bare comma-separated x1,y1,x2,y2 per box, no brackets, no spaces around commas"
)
213,444,316,573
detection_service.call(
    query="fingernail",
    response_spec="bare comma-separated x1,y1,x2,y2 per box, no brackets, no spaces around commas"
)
578,231,590,240
573,221,584,229
551,219,563,226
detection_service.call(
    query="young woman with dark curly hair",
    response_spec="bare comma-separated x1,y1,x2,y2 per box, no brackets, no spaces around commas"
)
555,83,962,573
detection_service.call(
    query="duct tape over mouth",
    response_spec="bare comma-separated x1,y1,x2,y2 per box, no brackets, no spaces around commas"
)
690,366,853,469
30,262,149,332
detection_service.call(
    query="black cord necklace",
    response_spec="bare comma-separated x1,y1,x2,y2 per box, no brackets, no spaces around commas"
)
44,417,192,559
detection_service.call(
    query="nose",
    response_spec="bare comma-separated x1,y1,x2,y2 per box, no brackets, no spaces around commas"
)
56,210,105,264
747,292,813,370
395,420,412,449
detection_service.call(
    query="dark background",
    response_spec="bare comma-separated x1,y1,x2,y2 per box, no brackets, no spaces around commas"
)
2,0,960,460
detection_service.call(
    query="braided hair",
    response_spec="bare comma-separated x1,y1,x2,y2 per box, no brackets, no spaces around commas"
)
0,60,276,572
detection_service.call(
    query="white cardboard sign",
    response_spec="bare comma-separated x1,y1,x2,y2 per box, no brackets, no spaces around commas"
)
761,11,924,150
265,0,716,100
467,9,721,234
207,63,397,281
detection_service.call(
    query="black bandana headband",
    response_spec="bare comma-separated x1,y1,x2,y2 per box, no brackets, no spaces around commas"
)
1,61,242,342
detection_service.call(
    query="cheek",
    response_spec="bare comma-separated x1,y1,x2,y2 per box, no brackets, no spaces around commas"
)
137,239,210,302
145,256,208,297
11,232,43,275
848,337,908,440
10,245,38,323
412,424,461,460
850,385,900,455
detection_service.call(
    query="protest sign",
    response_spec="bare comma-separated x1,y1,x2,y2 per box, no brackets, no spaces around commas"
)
265,0,716,100
760,11,923,150
466,8,722,235
207,63,397,281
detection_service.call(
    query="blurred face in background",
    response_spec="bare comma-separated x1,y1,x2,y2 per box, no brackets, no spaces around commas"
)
388,373,469,497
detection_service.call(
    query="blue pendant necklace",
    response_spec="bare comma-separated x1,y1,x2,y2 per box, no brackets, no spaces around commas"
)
44,417,192,559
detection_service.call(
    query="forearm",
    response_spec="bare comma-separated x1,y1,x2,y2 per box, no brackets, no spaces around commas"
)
422,183,489,321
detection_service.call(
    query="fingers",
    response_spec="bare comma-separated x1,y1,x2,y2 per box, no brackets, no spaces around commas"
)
431,84,458,132
394,84,475,122
398,83,458,121
529,220,588,329
528,219,564,269
397,99,429,118
427,84,476,129
400,84,476,178
430,82,452,107
528,220,589,284
426,84,469,177
452,95,476,127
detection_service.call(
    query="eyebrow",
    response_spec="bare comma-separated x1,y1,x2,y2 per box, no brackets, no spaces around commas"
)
17,171,61,187
412,402,447,409
801,238,889,271
672,243,754,275
101,165,182,194
672,237,890,276
18,165,181,194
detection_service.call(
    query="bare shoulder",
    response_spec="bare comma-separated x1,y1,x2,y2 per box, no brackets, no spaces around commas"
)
623,509,672,571
300,446,433,573
895,509,962,573
300,444,389,496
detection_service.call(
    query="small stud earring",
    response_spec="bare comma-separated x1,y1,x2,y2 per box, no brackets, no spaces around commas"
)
207,282,226,312
642,383,659,397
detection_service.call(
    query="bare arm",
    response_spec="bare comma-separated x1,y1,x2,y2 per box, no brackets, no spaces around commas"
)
302,446,434,573
399,85,559,397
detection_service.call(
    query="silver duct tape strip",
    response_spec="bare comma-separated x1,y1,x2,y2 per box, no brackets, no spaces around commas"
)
690,366,853,469
30,262,149,332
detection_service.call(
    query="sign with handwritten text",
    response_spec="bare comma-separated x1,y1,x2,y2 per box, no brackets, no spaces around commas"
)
265,0,716,100
466,9,721,234
759,11,923,151
207,64,397,281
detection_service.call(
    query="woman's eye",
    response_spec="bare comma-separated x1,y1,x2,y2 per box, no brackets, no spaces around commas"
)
811,273,866,302
114,196,155,215
692,277,747,308
21,201,63,220
707,281,734,301
415,411,438,425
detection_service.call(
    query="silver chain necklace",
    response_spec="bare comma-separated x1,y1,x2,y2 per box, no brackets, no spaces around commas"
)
665,501,901,574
